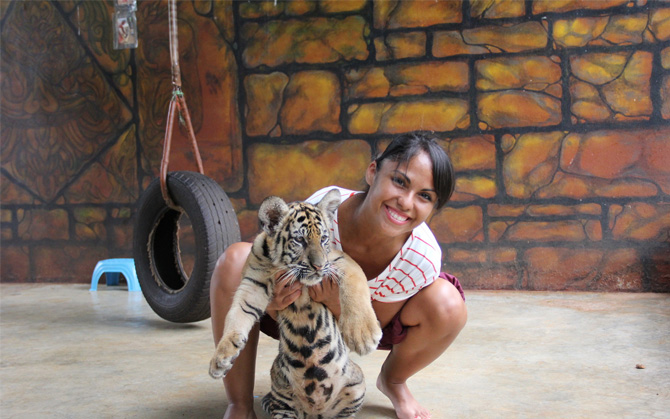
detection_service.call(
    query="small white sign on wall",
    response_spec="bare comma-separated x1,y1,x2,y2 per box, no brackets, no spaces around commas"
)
113,0,138,50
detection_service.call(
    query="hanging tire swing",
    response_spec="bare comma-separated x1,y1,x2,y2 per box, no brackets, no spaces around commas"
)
133,0,240,323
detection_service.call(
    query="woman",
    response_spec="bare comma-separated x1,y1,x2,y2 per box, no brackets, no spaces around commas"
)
210,132,468,419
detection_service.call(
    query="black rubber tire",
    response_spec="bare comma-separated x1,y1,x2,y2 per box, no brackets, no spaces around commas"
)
133,171,240,323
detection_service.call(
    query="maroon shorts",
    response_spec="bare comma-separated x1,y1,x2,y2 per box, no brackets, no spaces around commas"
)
259,272,465,350
377,272,465,350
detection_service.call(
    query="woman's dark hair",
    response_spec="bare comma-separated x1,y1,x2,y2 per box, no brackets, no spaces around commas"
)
374,132,455,210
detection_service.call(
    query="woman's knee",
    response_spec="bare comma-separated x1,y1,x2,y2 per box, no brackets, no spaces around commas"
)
434,280,468,332
407,279,467,334
211,242,252,294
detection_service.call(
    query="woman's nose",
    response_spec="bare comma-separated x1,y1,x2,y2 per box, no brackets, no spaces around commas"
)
397,192,411,210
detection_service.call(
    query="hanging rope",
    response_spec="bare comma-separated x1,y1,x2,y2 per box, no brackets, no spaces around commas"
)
159,0,205,210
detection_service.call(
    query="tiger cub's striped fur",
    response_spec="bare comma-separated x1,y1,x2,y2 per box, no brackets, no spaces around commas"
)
209,189,382,418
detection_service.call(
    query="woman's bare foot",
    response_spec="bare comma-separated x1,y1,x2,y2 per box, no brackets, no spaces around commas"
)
223,403,257,419
377,372,431,419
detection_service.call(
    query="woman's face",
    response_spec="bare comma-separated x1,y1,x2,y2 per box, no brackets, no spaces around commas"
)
365,151,437,238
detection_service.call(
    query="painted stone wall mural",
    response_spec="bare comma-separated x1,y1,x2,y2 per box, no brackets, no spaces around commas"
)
0,0,241,282
1,0,668,292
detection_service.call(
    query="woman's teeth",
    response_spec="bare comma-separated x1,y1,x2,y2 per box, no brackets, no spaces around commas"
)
387,207,408,222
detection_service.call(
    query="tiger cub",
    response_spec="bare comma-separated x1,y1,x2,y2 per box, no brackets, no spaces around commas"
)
209,188,382,418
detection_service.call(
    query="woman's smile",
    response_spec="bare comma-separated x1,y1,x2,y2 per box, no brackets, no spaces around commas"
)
384,204,410,225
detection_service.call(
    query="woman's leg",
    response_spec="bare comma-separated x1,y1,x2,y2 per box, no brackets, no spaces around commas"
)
210,242,259,419
377,279,467,419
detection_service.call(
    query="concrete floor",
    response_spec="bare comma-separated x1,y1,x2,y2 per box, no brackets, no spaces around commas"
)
0,284,668,419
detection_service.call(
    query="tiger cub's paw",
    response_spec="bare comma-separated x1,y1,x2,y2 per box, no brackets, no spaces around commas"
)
208,331,247,379
340,310,382,356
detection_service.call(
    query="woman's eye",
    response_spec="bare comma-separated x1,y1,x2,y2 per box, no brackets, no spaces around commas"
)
420,193,433,202
392,176,405,187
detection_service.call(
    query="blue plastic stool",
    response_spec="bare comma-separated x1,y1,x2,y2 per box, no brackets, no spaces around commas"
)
90,258,141,292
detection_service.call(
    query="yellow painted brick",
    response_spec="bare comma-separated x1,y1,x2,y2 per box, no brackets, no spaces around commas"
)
349,99,469,134
244,73,289,136
376,32,426,61
533,0,629,14
242,16,369,68
247,140,371,205
471,0,525,19
280,71,341,135
478,91,562,129
430,206,484,243
374,0,462,29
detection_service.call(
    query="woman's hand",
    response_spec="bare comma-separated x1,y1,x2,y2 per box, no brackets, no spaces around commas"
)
266,272,302,315
309,278,341,319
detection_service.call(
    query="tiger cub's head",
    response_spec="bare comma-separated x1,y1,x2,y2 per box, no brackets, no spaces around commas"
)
258,189,341,286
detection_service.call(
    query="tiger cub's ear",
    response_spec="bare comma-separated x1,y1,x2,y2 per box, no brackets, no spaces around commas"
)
259,196,289,236
317,188,341,220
